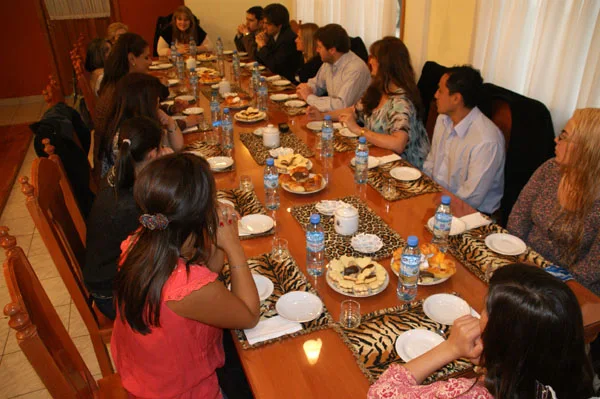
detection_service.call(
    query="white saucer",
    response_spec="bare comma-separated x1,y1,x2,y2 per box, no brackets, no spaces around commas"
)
253,127,265,136
423,294,471,325
207,156,233,170
167,79,180,86
238,52,248,57
351,156,380,169
350,233,384,253
395,329,445,362
238,214,274,236
160,100,174,106
223,50,234,55
427,216,467,236
270,93,289,102
176,95,195,102
390,167,422,181
183,107,204,115
273,79,292,86
252,274,274,301
284,100,306,108
485,233,527,256
306,121,323,131
268,147,294,158
315,200,346,216
217,198,235,208
276,291,323,323
339,127,358,138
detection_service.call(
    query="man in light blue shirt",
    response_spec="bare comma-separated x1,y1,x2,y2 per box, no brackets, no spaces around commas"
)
423,66,505,214
296,24,370,112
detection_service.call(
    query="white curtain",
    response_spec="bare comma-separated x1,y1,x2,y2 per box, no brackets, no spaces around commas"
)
471,0,600,133
44,0,110,20
294,0,399,48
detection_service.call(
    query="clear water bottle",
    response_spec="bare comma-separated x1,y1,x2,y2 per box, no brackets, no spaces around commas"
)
176,53,185,79
257,77,268,112
221,108,233,150
251,62,260,97
264,158,280,211
432,195,452,253
232,50,241,84
189,38,197,58
306,213,325,277
170,41,177,63
216,36,225,76
355,136,369,184
397,235,421,301
321,115,334,158
189,68,198,101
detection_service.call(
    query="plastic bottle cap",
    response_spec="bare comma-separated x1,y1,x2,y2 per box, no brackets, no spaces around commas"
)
310,213,321,224
260,77,266,82
441,195,451,205
266,158,274,166
407,235,418,246
223,108,230,114
358,136,366,144
324,115,331,121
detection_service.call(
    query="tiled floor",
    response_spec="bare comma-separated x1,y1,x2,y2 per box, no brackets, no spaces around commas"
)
0,98,106,398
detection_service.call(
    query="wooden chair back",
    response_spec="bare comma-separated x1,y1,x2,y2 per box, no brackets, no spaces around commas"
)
2,227,99,398
73,58,97,121
42,75,64,107
20,158,114,377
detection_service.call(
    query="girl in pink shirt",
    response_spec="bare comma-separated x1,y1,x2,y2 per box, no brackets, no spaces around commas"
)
111,153,260,399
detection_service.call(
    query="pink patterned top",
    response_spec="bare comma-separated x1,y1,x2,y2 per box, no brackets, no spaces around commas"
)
111,239,225,399
368,364,492,399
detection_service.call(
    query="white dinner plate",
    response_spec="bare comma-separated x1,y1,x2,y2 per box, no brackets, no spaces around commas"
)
176,95,195,102
485,233,527,256
167,79,180,86
351,156,380,169
238,51,248,57
160,100,174,106
217,198,235,208
427,216,467,236
423,294,471,325
395,329,445,362
270,93,289,102
284,100,306,108
306,121,323,132
281,174,327,195
207,156,233,170
273,79,292,86
234,111,267,123
223,50,234,55
390,166,422,181
228,274,274,301
149,63,173,70
276,291,323,323
238,214,274,236
339,127,359,138
183,107,204,115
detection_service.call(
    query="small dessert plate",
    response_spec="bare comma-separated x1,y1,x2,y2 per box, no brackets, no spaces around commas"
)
351,233,384,254
276,291,323,323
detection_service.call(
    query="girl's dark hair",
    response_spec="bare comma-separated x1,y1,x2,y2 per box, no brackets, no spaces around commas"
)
171,6,198,44
84,37,109,72
115,153,219,334
360,37,422,118
482,263,594,399
99,32,148,94
102,73,165,159
114,116,163,190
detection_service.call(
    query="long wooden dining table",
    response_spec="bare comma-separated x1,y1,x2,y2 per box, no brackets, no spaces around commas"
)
160,59,600,398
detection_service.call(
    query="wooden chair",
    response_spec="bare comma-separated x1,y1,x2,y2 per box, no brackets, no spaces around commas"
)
73,59,97,121
42,74,64,107
20,157,114,377
1,227,127,398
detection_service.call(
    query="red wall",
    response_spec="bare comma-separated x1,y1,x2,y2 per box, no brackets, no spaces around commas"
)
0,0,183,99
0,0,54,99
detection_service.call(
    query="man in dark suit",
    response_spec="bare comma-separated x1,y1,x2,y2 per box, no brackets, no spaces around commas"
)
255,3,302,82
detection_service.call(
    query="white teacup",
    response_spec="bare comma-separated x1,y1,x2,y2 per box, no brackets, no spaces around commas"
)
262,124,280,148
334,205,359,236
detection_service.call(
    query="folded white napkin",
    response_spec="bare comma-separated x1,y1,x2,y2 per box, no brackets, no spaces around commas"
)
459,212,491,230
182,126,199,134
266,74,281,82
244,315,302,345
376,153,402,165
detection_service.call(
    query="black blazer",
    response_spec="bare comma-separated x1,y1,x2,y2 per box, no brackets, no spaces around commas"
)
295,55,322,84
256,24,303,82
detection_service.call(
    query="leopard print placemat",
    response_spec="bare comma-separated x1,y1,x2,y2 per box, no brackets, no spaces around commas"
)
216,188,274,240
221,253,334,349
368,159,442,201
184,141,235,173
239,132,315,165
290,196,404,261
336,299,473,384
447,223,551,283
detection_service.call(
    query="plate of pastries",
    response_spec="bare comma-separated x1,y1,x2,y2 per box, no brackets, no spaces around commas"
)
234,107,266,123
280,167,325,194
390,243,457,285
327,256,389,297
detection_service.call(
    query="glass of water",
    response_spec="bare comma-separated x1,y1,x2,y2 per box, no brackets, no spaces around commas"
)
239,175,254,192
340,300,361,329
271,237,289,262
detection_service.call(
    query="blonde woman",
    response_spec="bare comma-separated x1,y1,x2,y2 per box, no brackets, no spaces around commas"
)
508,108,600,295
294,23,321,83
157,5,213,56
107,22,128,46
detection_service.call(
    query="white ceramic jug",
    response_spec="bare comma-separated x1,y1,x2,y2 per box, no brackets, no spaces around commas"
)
334,205,359,236
262,124,280,148
218,78,231,97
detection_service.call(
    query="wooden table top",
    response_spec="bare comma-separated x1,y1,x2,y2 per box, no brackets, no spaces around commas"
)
165,64,600,399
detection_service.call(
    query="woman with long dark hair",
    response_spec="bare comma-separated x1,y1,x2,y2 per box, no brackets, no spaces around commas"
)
111,153,260,398
85,116,172,319
157,5,213,56
368,264,595,398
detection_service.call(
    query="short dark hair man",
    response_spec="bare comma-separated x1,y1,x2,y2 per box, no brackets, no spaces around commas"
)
255,3,302,82
296,24,370,112
423,65,506,214
234,6,263,59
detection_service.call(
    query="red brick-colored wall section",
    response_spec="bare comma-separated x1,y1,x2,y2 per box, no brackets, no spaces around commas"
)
118,0,184,48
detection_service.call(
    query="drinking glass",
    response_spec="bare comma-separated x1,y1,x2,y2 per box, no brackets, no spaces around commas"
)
383,176,397,199
340,300,361,328
271,237,289,262
239,175,254,192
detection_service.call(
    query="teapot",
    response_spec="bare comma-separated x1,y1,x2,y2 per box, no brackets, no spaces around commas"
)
334,205,359,236
262,124,280,148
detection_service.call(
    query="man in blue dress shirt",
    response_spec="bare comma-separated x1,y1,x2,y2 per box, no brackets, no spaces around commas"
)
423,66,505,214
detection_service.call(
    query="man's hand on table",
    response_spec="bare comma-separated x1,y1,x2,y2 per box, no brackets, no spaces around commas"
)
306,105,323,120
296,83,313,101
